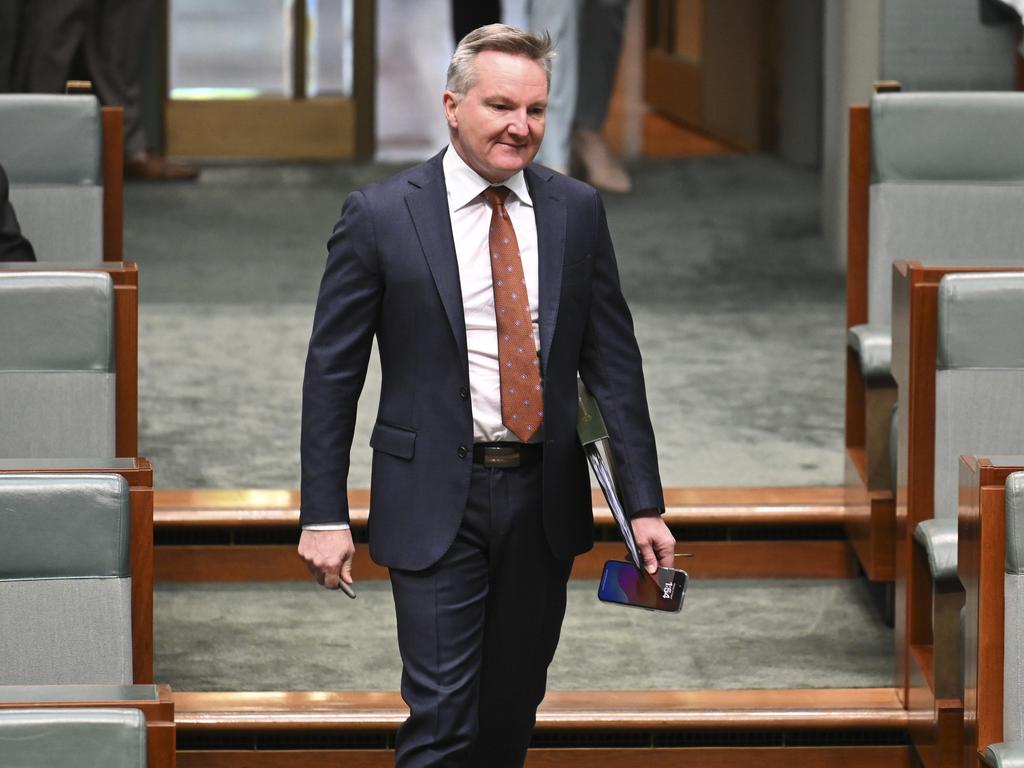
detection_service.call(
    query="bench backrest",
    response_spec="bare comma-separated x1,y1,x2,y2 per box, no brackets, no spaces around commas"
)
0,473,133,685
933,273,1024,521
0,94,104,263
867,93,1024,327
0,272,116,457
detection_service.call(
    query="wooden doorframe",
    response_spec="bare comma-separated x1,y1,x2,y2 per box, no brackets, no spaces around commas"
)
160,0,375,160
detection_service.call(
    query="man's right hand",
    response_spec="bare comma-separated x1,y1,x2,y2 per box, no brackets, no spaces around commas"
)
298,529,355,591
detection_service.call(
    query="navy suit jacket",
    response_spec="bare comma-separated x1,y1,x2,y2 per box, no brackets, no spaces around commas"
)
300,149,663,571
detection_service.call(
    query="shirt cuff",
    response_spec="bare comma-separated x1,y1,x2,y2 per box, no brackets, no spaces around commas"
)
302,523,351,531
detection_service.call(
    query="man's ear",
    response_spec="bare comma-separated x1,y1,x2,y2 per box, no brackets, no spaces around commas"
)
442,91,459,130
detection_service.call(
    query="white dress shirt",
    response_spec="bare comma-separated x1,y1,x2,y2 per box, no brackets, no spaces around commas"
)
443,144,542,444
304,146,542,532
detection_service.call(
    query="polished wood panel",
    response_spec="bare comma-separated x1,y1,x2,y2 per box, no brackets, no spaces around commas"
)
844,450,897,582
0,684,174,768
178,746,914,768
0,459,153,682
165,98,355,159
100,106,124,261
570,540,856,579
961,457,1024,768
843,104,901,585
845,105,870,333
154,539,855,582
153,486,846,528
173,688,909,732
111,264,139,457
644,48,703,128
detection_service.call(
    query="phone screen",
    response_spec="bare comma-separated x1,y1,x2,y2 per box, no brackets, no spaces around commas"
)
598,560,687,612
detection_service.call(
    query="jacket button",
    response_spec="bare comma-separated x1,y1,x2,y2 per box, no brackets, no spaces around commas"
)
459,386,469,400
457,445,468,458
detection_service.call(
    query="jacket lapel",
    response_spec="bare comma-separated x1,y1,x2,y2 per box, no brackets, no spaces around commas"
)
527,165,566,375
405,151,468,364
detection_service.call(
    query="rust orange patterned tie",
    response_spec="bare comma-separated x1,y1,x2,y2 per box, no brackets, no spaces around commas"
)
482,185,543,442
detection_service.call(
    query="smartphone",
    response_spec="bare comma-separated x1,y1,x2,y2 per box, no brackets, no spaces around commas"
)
598,560,688,613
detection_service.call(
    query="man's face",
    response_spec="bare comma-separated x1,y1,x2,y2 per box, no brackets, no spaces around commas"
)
443,50,547,183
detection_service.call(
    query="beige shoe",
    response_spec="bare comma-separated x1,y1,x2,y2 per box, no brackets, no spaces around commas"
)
571,129,632,193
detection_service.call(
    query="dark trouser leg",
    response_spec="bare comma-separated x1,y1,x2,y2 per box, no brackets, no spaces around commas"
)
0,1,24,91
468,464,573,767
14,0,91,93
389,468,491,767
86,0,154,156
574,0,628,132
389,462,572,768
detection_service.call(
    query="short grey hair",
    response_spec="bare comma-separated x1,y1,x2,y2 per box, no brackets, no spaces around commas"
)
446,24,554,96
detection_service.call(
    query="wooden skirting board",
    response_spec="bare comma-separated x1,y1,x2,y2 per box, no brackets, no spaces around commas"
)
153,486,855,581
172,689,913,766
178,747,914,768
154,486,847,528
174,688,909,732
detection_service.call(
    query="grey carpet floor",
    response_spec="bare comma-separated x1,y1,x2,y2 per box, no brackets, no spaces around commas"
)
128,155,845,489
154,579,891,691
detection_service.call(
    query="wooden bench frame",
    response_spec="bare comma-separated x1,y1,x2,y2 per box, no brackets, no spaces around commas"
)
844,102,898,583
0,262,138,457
171,688,912,768
0,459,154,683
151,487,859,582
100,105,124,262
891,264,1024,768
892,263,1024,700
0,684,175,768
960,456,1024,768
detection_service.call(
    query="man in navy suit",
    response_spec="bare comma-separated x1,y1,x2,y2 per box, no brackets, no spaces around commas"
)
299,24,674,767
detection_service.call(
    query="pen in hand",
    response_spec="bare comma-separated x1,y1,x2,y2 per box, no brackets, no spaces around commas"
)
338,580,356,599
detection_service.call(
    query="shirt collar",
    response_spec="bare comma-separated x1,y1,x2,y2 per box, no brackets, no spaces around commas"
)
443,144,533,212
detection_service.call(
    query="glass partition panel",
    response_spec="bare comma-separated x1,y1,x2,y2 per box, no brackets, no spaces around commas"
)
169,0,294,99
307,0,354,97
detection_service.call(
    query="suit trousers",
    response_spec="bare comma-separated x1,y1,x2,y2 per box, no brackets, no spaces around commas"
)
15,0,152,155
388,460,574,767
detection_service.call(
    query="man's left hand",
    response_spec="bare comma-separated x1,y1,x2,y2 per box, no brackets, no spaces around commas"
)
631,513,676,574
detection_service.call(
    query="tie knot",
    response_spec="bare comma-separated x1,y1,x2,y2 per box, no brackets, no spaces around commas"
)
482,185,511,208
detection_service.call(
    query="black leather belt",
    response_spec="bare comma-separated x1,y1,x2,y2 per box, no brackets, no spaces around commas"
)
473,442,543,468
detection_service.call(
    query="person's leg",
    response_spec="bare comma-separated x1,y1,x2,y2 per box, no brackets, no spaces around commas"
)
468,462,574,766
88,0,198,179
0,1,24,91
14,0,91,93
529,0,581,172
388,466,492,767
86,0,151,157
572,0,632,192
574,0,626,132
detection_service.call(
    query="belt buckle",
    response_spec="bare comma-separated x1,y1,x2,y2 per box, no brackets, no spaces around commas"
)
483,446,521,468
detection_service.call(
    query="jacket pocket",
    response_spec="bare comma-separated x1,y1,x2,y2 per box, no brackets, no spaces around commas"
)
370,422,417,460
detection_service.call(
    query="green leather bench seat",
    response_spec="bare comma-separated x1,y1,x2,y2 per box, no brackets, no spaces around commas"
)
988,474,1024,764
0,94,104,263
0,708,146,768
0,271,116,458
914,274,1024,581
0,474,133,685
